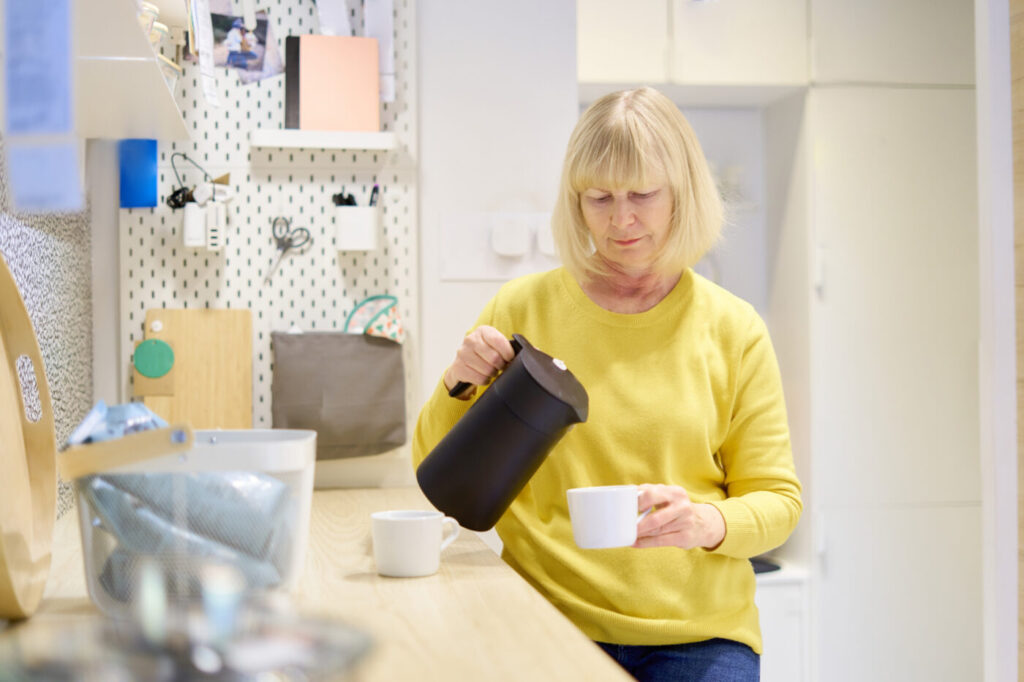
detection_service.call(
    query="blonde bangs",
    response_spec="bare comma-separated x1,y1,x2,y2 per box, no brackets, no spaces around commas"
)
567,105,666,194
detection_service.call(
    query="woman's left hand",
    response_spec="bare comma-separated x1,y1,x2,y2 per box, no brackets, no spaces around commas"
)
634,484,726,550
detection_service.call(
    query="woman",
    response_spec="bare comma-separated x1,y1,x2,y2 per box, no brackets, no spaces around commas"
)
412,87,802,681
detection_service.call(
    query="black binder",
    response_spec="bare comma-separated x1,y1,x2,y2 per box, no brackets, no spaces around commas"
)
284,35,300,129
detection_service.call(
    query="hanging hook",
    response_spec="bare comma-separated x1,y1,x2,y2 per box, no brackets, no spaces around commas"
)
166,153,213,209
169,152,212,187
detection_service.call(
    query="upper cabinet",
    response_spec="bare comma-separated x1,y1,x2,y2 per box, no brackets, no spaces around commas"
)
810,0,975,86
75,0,188,140
578,0,807,105
671,0,807,86
578,0,975,95
577,0,670,83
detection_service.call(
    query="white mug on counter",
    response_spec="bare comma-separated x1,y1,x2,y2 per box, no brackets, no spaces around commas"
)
371,510,459,578
566,485,650,549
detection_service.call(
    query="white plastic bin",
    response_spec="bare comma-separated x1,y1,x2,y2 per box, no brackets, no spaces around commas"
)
335,206,379,251
74,429,316,617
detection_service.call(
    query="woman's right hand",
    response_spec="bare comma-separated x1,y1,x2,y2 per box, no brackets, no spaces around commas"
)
443,326,516,399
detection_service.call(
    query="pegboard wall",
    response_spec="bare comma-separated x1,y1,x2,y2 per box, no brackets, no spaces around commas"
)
119,0,419,429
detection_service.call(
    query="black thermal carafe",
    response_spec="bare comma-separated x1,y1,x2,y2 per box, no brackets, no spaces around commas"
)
416,334,588,531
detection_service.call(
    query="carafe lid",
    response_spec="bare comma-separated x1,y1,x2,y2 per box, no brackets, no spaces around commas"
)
511,334,588,423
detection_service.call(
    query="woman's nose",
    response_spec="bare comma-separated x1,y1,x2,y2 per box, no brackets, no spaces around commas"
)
611,199,634,227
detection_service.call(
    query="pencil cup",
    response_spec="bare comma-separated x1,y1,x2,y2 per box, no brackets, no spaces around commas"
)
335,206,379,251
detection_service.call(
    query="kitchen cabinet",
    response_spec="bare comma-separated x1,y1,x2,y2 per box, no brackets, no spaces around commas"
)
807,85,981,680
671,0,807,86
810,0,975,85
755,569,809,682
809,87,979,509
577,0,669,83
578,0,807,98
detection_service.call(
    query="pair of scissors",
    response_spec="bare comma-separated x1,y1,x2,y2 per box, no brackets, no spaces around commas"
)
264,216,311,284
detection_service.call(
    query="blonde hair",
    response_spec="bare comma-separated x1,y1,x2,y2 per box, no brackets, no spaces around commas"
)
551,87,722,283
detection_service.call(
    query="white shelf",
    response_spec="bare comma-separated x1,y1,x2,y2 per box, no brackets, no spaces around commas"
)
249,129,398,150
77,57,188,140
74,0,188,140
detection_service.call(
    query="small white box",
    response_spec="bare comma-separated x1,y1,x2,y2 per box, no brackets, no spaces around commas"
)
74,429,316,617
182,202,205,248
205,201,226,251
335,206,379,251
490,213,531,257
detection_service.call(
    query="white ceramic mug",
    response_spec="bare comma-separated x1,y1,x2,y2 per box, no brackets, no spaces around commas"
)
371,510,460,577
566,485,650,549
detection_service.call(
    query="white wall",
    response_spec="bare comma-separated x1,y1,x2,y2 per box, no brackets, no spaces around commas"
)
974,0,1018,679
417,1,579,399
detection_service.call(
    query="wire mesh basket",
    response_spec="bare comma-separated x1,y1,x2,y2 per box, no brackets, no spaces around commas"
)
73,430,316,617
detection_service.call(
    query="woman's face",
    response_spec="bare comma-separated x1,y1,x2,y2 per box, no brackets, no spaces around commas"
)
580,172,674,276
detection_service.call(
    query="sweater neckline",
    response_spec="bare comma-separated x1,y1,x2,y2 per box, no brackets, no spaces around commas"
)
558,267,695,328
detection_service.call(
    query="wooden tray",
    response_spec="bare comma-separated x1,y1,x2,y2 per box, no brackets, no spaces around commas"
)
0,252,56,619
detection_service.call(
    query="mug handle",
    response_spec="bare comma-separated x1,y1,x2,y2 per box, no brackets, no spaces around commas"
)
440,516,460,551
637,489,653,525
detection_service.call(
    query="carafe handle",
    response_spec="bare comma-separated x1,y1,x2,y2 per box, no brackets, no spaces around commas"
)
447,335,524,397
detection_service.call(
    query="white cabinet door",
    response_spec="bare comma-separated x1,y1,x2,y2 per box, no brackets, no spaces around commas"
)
810,0,975,85
671,0,807,86
814,507,982,681
810,88,979,509
755,582,805,682
809,87,982,680
577,0,669,83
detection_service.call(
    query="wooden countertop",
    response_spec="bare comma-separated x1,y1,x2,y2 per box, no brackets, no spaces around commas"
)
33,487,632,681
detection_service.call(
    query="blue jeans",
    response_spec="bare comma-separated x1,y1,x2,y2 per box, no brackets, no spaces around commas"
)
595,638,759,682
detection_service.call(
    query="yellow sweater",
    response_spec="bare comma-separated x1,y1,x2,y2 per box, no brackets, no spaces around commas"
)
412,267,802,653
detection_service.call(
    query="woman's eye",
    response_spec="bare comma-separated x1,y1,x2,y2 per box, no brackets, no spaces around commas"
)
631,191,657,201
588,195,611,204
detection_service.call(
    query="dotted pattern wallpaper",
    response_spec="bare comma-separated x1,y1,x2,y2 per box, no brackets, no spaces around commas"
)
120,0,419,429
0,142,92,519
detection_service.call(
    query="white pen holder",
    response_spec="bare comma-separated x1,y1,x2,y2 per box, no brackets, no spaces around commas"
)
335,206,379,252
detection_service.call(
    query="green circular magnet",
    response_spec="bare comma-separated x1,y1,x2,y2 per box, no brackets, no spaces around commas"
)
134,339,174,378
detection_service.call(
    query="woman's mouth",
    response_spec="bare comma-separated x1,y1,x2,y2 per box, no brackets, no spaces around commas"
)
613,237,643,247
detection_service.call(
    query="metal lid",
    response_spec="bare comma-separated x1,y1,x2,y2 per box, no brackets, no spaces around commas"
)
509,334,588,424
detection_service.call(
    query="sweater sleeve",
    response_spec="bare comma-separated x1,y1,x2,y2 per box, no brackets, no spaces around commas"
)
707,314,803,559
411,295,501,470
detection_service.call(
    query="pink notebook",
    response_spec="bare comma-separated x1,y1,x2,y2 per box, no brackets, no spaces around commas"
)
298,36,380,132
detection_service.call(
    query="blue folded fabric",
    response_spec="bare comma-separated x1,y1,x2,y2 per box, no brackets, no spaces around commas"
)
102,471,292,563
83,474,293,602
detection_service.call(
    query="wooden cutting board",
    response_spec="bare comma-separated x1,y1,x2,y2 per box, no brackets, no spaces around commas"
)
0,252,56,620
134,308,253,429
